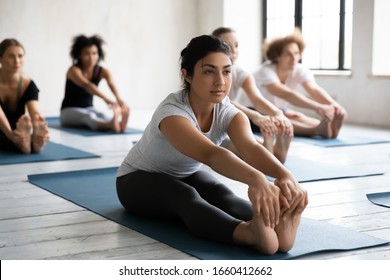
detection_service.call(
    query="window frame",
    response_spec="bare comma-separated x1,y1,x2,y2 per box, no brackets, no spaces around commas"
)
262,0,349,71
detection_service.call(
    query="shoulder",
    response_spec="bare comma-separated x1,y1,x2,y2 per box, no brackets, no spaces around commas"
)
159,90,190,114
233,64,249,78
67,65,82,78
157,90,190,114
217,97,240,117
22,77,38,93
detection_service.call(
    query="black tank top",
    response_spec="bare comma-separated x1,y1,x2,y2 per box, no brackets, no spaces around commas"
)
61,65,102,109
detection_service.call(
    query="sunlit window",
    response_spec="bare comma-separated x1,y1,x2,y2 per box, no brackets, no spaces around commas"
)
263,0,353,70
372,0,390,76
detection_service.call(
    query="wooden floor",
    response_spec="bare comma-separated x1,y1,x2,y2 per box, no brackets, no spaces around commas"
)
1,110,390,260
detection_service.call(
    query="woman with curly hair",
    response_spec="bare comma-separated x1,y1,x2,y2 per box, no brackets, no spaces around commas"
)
60,34,130,132
251,30,347,138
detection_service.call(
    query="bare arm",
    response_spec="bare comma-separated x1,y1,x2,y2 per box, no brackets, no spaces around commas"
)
264,82,334,121
302,80,347,116
228,112,307,216
231,100,278,136
228,112,290,178
241,76,293,136
159,114,281,227
242,75,281,116
302,80,335,104
0,105,13,138
67,66,115,105
101,68,127,106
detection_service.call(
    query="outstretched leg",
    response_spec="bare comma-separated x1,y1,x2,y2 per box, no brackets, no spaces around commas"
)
284,110,333,138
94,105,121,133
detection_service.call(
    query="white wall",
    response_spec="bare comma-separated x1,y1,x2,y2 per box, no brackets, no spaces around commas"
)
314,0,390,128
1,0,389,128
0,0,198,115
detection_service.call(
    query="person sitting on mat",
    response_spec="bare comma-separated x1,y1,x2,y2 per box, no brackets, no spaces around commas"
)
0,38,49,154
60,34,130,133
250,29,347,138
116,35,308,255
212,27,293,163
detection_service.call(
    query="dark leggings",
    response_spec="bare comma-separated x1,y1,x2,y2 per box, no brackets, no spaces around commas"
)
116,170,253,244
0,131,19,152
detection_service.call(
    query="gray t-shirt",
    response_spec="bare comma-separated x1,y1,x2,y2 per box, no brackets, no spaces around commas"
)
117,89,240,179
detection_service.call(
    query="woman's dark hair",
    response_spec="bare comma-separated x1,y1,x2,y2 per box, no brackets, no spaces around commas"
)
263,28,305,63
180,35,231,91
70,34,105,66
0,38,25,58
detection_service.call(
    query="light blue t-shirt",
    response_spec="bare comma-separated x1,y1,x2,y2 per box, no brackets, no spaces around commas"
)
117,89,240,179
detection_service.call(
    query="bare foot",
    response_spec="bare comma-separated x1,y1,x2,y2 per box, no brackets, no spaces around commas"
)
331,113,345,138
274,213,301,253
32,115,49,153
110,105,121,133
15,115,32,154
119,106,130,133
316,119,333,138
274,134,292,164
262,133,276,155
233,217,279,255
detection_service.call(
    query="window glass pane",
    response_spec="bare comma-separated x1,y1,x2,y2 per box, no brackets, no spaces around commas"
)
302,0,340,69
372,0,390,75
266,0,295,38
264,0,352,71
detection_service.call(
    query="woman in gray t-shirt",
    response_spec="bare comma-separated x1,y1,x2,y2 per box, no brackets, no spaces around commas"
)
116,35,308,255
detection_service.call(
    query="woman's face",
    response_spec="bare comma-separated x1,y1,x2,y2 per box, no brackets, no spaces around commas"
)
184,52,232,104
218,32,239,63
0,45,25,73
277,42,301,70
80,45,99,68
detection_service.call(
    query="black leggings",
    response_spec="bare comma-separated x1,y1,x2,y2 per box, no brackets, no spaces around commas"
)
116,170,252,244
0,131,19,152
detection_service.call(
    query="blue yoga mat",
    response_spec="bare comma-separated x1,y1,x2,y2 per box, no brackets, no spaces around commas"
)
367,191,390,208
0,142,99,165
27,167,389,260
293,134,390,147
274,156,383,183
46,117,143,136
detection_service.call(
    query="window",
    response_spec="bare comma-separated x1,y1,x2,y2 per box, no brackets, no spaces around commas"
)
262,0,353,71
372,0,390,76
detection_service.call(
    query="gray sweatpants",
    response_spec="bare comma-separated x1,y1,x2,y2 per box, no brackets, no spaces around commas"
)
60,107,112,130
